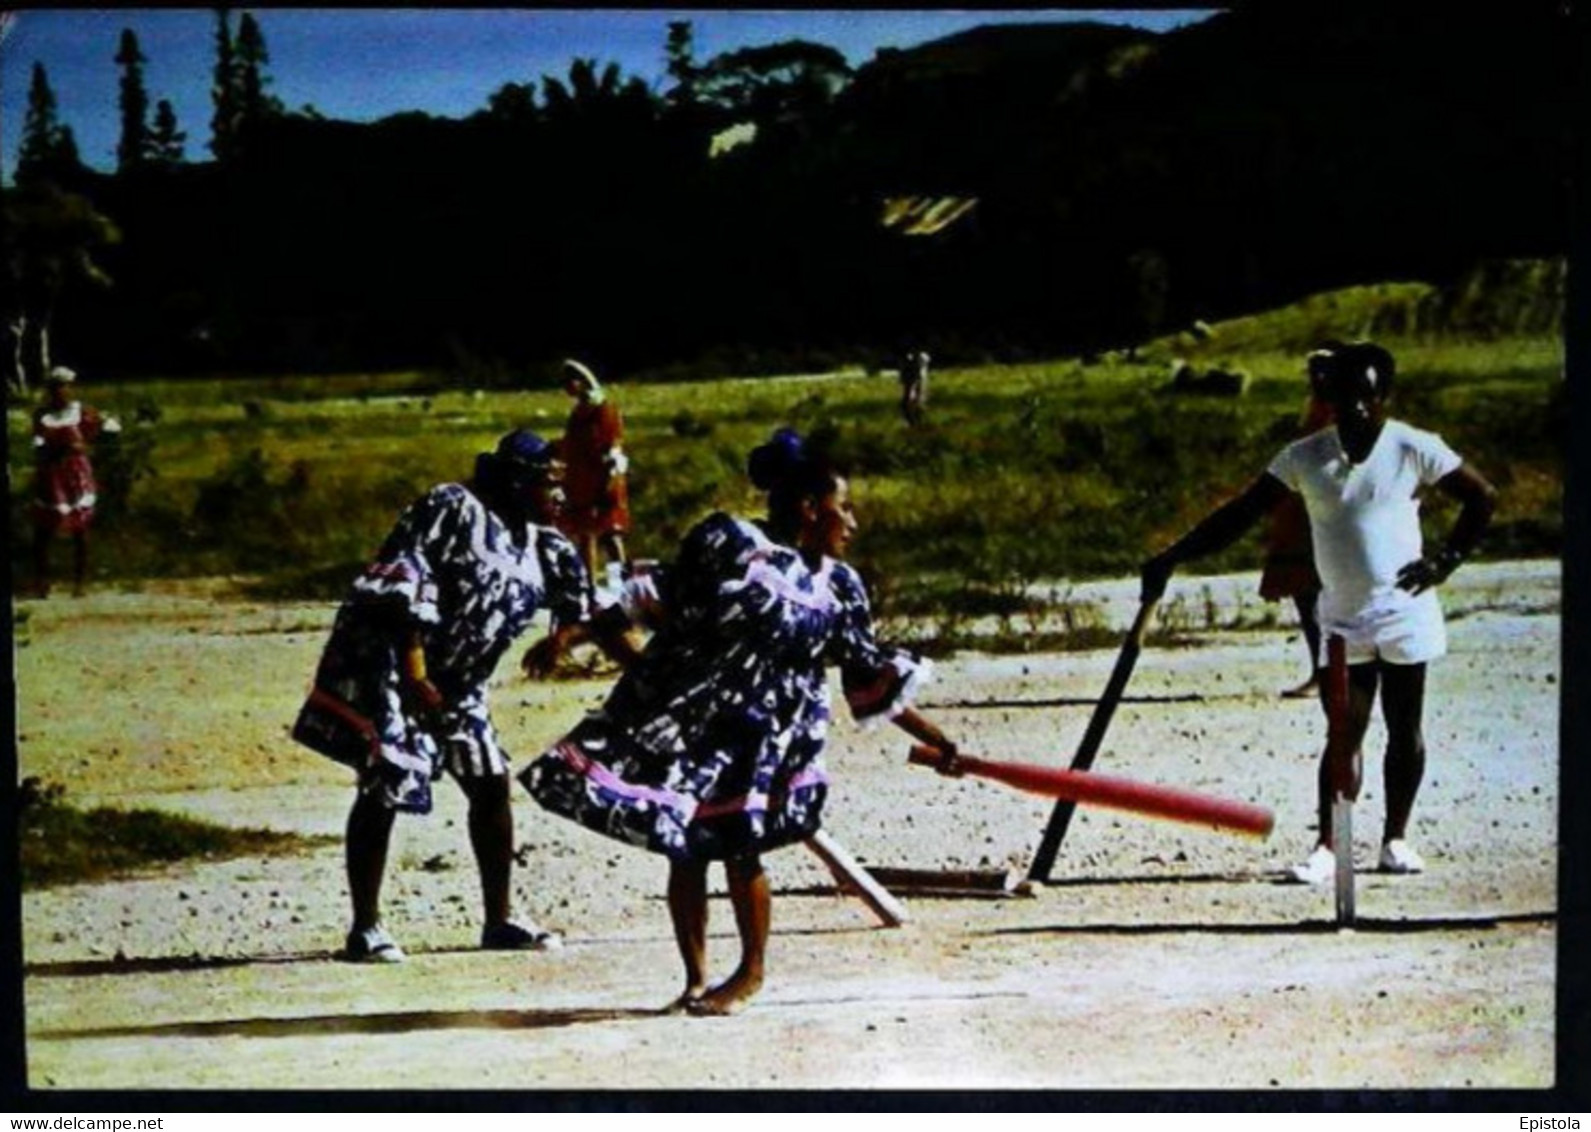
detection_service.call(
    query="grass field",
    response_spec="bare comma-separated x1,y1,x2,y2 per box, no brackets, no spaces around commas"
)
7,272,1564,647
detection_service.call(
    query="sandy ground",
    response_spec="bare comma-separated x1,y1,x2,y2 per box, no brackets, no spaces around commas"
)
11,560,1564,1095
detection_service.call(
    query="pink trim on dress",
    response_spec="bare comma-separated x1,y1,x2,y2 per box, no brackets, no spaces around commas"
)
550,743,827,822
552,741,696,815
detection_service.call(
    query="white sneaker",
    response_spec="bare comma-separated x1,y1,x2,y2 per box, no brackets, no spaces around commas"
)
480,920,563,951
1378,839,1426,874
345,924,407,963
1286,844,1337,885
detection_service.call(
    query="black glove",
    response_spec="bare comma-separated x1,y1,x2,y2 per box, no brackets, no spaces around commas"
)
1396,548,1463,595
1141,553,1176,603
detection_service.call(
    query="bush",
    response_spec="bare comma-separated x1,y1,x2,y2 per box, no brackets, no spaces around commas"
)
19,777,330,890
93,425,160,528
189,448,310,570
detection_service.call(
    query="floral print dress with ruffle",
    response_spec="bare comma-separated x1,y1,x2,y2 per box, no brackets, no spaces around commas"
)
523,511,930,861
294,483,590,813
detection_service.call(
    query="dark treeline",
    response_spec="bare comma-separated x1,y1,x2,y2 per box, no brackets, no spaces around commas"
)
5,2,1570,385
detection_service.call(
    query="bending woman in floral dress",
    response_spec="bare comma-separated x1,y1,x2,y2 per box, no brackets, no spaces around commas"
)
523,427,962,1015
294,430,595,961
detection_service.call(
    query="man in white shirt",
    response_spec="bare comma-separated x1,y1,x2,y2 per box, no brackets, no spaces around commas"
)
1141,342,1496,884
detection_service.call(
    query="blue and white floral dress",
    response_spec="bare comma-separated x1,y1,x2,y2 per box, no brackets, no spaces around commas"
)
522,511,930,861
293,483,591,813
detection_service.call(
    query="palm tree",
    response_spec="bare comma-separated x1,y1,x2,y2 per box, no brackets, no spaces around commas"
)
540,58,655,127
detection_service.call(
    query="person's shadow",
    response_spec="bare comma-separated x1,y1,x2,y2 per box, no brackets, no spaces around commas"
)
33,1005,666,1041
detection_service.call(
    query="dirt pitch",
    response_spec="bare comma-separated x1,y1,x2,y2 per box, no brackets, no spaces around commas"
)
12,560,1563,1094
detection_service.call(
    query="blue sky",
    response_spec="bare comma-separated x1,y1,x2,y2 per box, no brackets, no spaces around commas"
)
1,9,1213,177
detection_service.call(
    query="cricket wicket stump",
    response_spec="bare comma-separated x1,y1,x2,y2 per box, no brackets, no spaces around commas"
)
1326,634,1355,927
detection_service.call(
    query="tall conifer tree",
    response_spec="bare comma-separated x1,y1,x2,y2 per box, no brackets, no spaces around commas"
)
209,7,239,161
235,12,281,130
664,21,700,109
115,28,152,173
17,63,80,184
150,100,187,165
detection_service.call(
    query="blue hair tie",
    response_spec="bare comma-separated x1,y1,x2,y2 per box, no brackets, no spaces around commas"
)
496,429,554,469
748,427,806,490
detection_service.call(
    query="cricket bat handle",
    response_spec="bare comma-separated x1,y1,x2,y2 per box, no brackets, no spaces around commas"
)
910,745,1274,839
1070,597,1160,774
1028,598,1161,882
804,830,909,928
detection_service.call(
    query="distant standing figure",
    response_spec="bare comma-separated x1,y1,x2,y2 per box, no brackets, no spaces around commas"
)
31,366,119,598
557,358,630,581
292,430,592,962
899,349,930,426
1259,354,1337,699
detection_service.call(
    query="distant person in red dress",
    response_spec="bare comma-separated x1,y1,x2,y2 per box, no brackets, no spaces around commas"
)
556,359,630,582
30,366,119,598
1259,352,1337,699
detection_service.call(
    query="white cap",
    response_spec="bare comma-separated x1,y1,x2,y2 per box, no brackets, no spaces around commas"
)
562,358,597,386
48,366,77,384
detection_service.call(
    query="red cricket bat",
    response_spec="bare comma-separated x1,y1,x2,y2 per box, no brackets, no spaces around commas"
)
909,745,1274,839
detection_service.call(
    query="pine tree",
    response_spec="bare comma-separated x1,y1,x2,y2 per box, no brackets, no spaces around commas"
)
54,125,81,169
115,28,151,173
150,99,187,165
18,62,60,174
235,11,283,131
664,21,700,110
16,63,81,185
209,7,239,161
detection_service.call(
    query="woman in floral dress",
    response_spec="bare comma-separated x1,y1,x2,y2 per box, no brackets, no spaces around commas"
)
293,429,596,962
523,427,962,1015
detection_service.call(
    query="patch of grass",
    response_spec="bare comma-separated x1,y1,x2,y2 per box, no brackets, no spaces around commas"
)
18,778,335,891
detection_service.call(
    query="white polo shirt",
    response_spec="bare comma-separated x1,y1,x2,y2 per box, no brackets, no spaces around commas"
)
1267,420,1463,664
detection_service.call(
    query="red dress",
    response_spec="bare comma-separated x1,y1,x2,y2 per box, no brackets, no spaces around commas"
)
32,401,105,536
557,398,630,539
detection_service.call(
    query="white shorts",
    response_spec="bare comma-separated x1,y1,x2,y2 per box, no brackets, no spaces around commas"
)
1318,591,1447,667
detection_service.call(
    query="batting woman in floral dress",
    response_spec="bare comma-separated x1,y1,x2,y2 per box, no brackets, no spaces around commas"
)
294,430,596,962
524,428,963,1015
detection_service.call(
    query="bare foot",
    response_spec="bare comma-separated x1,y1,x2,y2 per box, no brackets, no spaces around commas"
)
660,987,706,1015
686,970,763,1017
